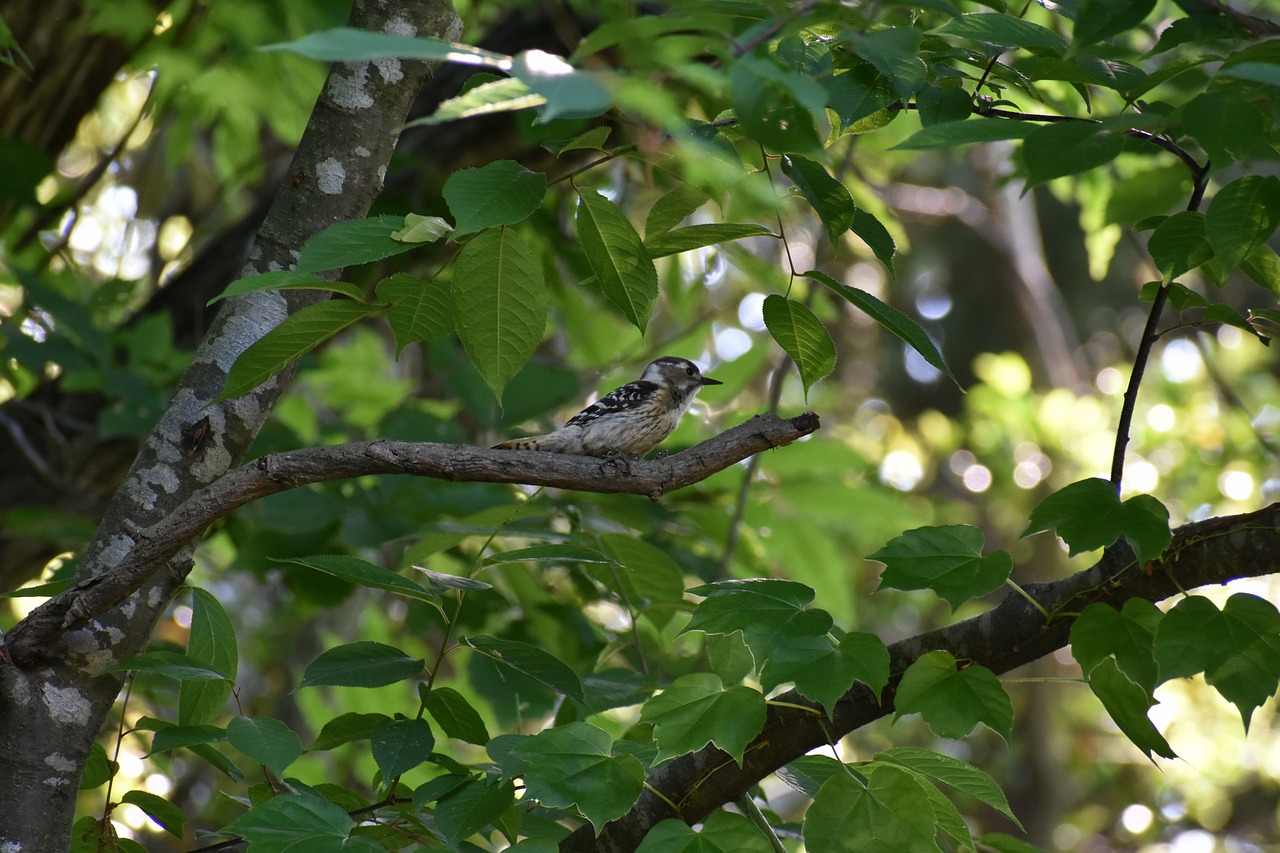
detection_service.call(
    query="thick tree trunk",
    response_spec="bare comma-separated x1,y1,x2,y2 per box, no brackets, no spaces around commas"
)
0,1,461,849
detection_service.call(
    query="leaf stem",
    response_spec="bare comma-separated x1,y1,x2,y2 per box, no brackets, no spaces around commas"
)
1003,578,1048,620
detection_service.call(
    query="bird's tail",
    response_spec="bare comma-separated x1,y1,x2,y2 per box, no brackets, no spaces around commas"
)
492,434,553,451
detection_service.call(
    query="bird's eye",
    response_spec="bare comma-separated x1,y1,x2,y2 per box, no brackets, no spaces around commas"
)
686,366,695,376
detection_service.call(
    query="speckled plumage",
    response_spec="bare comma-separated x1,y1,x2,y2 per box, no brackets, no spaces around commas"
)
493,356,722,457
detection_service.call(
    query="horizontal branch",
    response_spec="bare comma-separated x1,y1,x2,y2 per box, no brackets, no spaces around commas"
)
3,412,819,667
563,502,1280,853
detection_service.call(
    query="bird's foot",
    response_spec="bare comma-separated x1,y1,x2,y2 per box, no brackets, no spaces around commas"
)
599,449,633,476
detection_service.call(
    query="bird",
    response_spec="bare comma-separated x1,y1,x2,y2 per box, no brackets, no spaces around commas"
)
493,356,722,458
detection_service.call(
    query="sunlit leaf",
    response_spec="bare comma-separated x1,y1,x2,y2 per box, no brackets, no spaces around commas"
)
636,812,774,853
1070,599,1162,692
1022,478,1171,564
644,223,774,258
120,790,186,839
1146,211,1214,283
932,12,1067,51
1087,657,1176,760
895,651,1013,740
803,767,940,853
261,27,511,69
443,160,547,236
207,270,364,305
180,589,237,727
217,300,380,402
296,215,420,273
876,746,1022,827
299,642,425,689
371,716,435,779
639,673,766,764
499,723,644,831
870,524,1012,611
1154,593,1280,730
451,227,548,401
377,272,454,354
464,635,586,703
227,716,302,776
426,687,491,745
782,155,855,247
762,295,836,399
1204,175,1280,273
807,270,958,386
576,187,658,332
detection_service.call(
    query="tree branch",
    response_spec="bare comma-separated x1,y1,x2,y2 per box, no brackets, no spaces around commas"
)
562,502,1280,853
4,412,819,666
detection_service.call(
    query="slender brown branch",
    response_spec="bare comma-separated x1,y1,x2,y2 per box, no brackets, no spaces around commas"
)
3,412,819,667
562,503,1280,852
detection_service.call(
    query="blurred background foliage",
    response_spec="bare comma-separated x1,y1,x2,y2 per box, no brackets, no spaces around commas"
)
2,0,1279,850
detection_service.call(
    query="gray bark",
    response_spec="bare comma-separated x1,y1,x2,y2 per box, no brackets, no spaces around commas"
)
0,1,462,848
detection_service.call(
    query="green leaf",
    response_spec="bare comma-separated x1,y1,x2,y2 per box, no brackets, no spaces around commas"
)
434,777,516,847
110,650,231,681
1146,211,1213,283
1072,0,1156,48
762,295,836,399
894,118,1036,150
443,160,548,236
484,544,614,565
298,642,425,689
1240,244,1280,298
824,66,898,133
1087,657,1176,760
80,741,116,790
1070,599,1162,692
644,223,775,258
451,227,548,401
1154,594,1280,730
275,554,442,609
388,214,449,244
207,270,364,305
850,209,897,280
426,687,492,745
870,524,1012,611
916,84,973,127
1021,122,1124,188
179,588,237,727
1022,478,1172,564
502,722,645,831
464,635,586,703
895,651,1013,740
777,754,846,798
371,716,435,779
977,833,1046,853
803,766,941,853
1182,92,1264,169
685,579,833,662
149,724,228,754
730,55,826,154
223,793,356,851
1204,175,1280,273
550,126,613,154
261,27,511,69
296,215,420,273
636,811,775,853
639,673,766,764
644,185,711,237
598,533,686,609
848,28,927,102
217,300,380,402
576,186,658,332
121,791,187,839
876,746,1022,827
377,273,454,354
511,49,611,122
227,716,302,777
782,156,855,247
407,77,544,127
807,270,958,386
758,631,890,714
311,712,388,751
932,12,1067,51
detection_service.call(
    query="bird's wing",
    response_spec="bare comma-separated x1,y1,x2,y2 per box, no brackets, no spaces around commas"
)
564,380,659,427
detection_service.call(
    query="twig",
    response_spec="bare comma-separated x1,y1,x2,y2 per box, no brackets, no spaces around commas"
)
3,412,819,667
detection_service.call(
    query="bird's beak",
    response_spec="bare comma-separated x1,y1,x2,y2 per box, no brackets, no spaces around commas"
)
701,375,723,386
